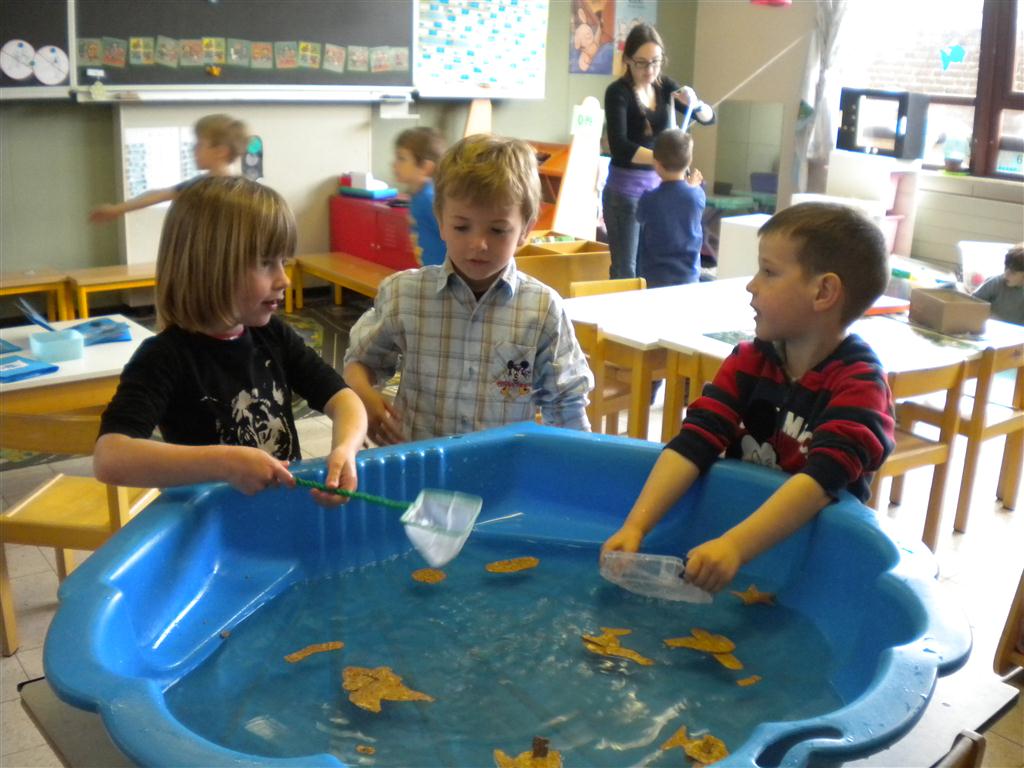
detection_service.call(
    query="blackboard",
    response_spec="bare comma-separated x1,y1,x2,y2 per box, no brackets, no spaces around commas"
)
74,0,413,91
0,0,71,92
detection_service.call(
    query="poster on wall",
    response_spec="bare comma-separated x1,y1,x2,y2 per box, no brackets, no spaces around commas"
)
569,0,615,75
416,0,548,99
613,0,657,73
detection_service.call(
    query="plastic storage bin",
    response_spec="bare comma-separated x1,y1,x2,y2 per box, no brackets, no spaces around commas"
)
29,329,84,362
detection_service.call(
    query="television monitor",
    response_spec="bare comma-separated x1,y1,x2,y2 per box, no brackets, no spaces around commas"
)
836,88,928,160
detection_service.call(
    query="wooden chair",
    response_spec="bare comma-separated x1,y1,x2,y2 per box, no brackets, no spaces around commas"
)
569,277,646,298
896,344,1024,534
995,567,1024,676
868,360,966,552
0,410,160,656
573,320,632,435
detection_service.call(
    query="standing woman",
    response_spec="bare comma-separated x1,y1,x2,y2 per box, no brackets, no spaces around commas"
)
604,23,714,279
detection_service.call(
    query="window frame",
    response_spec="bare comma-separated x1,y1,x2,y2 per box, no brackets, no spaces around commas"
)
968,0,1022,178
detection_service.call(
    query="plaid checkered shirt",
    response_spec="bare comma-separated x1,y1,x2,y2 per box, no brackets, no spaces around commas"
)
344,261,593,441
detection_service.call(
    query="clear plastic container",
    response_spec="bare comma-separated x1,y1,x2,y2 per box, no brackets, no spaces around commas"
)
401,490,482,568
29,329,84,362
600,551,713,603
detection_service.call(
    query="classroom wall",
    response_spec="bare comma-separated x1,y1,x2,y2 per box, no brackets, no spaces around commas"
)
115,104,372,266
691,0,816,209
369,1,698,187
0,102,119,272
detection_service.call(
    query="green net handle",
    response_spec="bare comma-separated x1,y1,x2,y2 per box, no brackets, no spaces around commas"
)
293,477,409,510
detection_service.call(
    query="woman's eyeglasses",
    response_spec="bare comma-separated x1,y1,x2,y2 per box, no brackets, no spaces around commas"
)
629,58,663,70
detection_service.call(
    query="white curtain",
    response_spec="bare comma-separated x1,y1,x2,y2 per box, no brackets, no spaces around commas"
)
792,0,847,194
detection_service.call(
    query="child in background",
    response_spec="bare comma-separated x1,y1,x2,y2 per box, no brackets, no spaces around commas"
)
636,129,706,288
89,114,248,223
393,126,447,266
973,243,1024,326
93,176,367,505
344,134,593,444
603,203,895,591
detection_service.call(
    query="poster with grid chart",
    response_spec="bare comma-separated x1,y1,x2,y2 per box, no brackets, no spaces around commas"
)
416,0,548,99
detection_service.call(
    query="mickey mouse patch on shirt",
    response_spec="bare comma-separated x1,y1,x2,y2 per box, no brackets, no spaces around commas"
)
496,358,533,399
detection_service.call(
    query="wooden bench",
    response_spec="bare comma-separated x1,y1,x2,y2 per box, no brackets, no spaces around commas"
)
65,263,158,319
293,252,397,309
0,269,72,321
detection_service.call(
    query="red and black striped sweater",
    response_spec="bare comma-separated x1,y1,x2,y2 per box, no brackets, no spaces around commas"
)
666,335,895,503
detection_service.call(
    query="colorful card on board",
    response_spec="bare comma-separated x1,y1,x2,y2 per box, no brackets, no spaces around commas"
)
347,45,368,72
251,42,273,69
78,38,102,67
129,37,154,65
274,42,298,69
102,37,127,68
203,37,226,65
0,339,20,354
0,355,58,383
179,39,203,67
298,41,321,68
227,39,250,67
155,36,178,67
389,47,410,72
370,46,391,73
323,43,346,73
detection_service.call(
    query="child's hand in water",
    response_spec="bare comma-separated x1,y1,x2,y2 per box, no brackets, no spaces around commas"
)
601,523,645,556
684,536,742,593
310,445,360,507
222,446,294,495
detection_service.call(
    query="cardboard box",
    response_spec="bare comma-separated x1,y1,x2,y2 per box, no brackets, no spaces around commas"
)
909,288,990,335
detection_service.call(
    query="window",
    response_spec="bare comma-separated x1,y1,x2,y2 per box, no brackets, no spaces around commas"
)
838,0,1023,179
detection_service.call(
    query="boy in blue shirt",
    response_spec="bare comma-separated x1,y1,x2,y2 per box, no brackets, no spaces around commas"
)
392,127,447,267
635,129,706,288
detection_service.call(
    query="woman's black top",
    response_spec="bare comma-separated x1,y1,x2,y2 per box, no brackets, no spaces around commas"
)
604,75,714,170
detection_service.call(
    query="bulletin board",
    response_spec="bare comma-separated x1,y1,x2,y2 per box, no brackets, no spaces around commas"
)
73,0,413,94
0,0,72,97
2,1,549,101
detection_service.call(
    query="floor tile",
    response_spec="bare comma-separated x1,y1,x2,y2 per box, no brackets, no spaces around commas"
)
1,742,63,767
981,730,1024,767
3,546,52,580
0,699,47,756
1,653,28,703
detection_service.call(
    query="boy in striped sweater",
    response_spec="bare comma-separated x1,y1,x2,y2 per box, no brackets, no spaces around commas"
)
603,203,896,592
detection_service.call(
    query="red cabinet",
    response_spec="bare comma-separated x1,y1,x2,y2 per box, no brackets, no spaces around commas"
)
329,195,417,270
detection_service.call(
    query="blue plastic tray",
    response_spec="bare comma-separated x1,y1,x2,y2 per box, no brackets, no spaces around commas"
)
44,424,969,767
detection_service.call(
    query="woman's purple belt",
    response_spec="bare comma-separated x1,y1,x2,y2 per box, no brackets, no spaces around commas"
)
606,164,659,198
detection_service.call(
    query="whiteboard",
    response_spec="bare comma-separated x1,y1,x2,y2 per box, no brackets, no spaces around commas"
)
415,0,548,100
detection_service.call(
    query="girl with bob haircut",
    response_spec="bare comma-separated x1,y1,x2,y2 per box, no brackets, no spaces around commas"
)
94,176,367,505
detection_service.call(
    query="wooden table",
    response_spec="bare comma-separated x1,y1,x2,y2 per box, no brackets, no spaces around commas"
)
0,315,153,414
564,279,908,441
65,264,158,320
0,268,71,322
